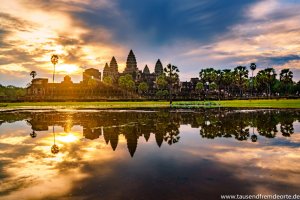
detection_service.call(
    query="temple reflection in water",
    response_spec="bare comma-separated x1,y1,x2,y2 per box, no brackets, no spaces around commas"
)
1,109,300,199
1,109,299,157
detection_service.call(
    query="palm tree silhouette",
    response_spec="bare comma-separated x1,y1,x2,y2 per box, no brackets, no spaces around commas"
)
280,69,293,96
250,63,256,97
234,66,248,97
51,55,59,98
164,64,179,107
30,71,37,79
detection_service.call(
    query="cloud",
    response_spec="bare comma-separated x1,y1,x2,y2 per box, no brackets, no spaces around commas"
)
0,0,300,85
179,0,300,79
0,0,128,85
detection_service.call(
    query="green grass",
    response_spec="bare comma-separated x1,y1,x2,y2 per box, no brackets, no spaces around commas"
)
0,99,299,110
174,99,300,108
0,101,170,110
215,99,300,108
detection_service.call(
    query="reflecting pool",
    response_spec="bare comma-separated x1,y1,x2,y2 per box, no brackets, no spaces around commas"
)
0,109,299,199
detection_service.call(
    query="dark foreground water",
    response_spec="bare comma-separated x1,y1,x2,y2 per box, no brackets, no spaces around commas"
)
0,109,299,200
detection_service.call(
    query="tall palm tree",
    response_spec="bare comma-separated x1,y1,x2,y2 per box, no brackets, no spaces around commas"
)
195,82,204,100
222,69,233,98
215,70,222,100
280,69,293,96
199,68,217,100
51,55,59,97
249,63,256,96
164,64,179,107
280,69,293,83
265,68,276,97
256,70,268,96
199,68,217,84
233,66,249,97
256,68,276,97
30,71,37,79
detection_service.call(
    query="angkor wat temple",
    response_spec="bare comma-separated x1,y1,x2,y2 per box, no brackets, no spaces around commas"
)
26,50,199,101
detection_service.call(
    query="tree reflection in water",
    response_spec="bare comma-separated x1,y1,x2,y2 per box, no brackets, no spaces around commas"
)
0,109,299,157
30,130,37,138
51,126,59,154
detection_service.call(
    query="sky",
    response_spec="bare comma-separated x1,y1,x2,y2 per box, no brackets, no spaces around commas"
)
0,0,300,86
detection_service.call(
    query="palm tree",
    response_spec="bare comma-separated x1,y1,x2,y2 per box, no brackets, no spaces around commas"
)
164,64,179,107
249,63,256,96
280,69,293,83
30,71,37,79
51,55,59,83
264,68,276,97
280,69,293,96
51,55,59,98
195,82,204,100
199,68,217,84
256,70,268,96
215,70,222,100
222,69,233,98
233,66,249,97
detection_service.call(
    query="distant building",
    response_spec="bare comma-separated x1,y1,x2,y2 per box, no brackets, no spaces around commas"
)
27,78,48,96
83,68,101,83
26,68,123,100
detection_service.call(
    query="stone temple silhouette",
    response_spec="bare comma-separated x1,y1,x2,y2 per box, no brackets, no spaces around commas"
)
27,50,177,100
26,49,203,100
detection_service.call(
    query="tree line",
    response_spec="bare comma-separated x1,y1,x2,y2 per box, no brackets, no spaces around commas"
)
195,64,299,99
110,63,299,101
0,85,26,101
2,63,299,101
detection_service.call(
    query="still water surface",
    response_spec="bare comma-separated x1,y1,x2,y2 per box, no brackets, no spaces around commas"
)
0,109,299,199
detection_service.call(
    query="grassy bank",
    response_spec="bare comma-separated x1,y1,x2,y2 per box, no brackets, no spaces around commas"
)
0,99,299,110
215,99,300,108
0,101,170,110
174,99,300,109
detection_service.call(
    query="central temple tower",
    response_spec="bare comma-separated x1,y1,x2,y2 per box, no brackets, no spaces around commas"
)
124,50,138,77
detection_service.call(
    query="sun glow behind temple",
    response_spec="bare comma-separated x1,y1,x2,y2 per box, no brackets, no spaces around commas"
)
56,64,81,74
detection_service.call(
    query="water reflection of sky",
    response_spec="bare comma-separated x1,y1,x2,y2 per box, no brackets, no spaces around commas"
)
0,110,299,200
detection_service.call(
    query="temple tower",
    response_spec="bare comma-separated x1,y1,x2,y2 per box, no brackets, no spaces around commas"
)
109,56,119,82
155,59,163,75
124,50,138,76
110,56,119,75
103,63,110,80
143,65,150,74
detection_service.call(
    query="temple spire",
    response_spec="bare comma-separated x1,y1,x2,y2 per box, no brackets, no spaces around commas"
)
155,59,163,75
143,65,150,74
110,56,118,74
124,49,137,75
103,62,110,80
